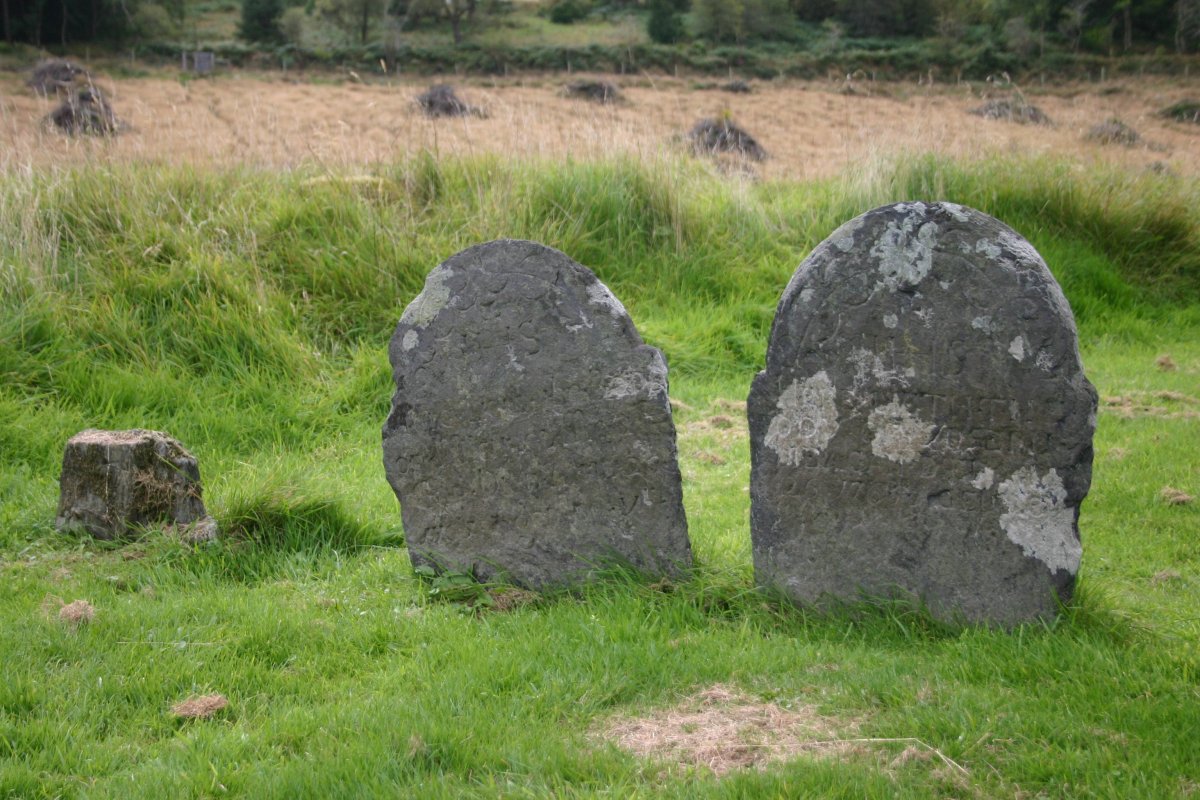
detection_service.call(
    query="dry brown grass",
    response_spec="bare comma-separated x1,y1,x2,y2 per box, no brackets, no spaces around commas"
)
3,72,1199,179
1161,486,1195,506
171,693,229,719
597,684,858,776
57,598,95,626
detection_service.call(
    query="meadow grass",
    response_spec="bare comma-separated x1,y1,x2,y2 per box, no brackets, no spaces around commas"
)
1,154,1198,798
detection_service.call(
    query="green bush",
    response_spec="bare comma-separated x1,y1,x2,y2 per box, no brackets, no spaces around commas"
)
240,0,285,42
647,0,686,43
549,0,590,24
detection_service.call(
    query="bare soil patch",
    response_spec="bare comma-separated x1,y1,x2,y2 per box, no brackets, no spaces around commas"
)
2,72,1199,179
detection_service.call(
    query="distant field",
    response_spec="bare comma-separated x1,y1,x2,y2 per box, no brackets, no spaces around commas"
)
2,71,1199,179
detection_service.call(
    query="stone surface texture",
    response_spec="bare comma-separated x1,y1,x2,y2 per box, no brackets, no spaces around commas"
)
748,202,1097,625
55,429,215,539
382,239,691,588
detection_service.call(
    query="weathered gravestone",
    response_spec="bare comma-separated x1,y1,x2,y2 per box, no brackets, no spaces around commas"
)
56,429,217,541
382,239,692,589
748,202,1097,625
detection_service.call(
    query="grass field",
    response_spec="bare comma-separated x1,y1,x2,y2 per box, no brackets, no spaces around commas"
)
1,149,1198,797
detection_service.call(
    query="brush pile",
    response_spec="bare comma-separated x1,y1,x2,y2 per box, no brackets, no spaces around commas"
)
1085,118,1140,146
1160,99,1200,124
46,87,121,135
687,116,767,161
416,85,485,118
970,98,1051,125
563,80,621,104
28,58,90,96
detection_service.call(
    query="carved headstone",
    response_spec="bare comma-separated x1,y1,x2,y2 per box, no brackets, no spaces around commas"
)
748,202,1097,624
56,429,217,541
382,239,691,589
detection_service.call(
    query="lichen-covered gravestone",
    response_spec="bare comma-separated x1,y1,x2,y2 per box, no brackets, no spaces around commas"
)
382,239,691,589
56,429,217,541
748,202,1097,625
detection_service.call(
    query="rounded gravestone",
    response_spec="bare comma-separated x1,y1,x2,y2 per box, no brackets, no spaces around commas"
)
382,239,692,589
748,202,1097,625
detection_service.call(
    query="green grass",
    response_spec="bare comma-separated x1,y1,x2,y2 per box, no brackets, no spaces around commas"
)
1,154,1198,798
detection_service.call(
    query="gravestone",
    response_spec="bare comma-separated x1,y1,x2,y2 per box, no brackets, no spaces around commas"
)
382,239,691,589
56,429,217,541
748,202,1097,625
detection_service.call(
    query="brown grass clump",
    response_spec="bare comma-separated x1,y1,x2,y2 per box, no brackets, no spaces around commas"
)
1161,487,1194,506
487,587,540,613
58,599,96,626
1157,353,1178,371
1152,569,1182,584
970,98,1051,126
597,684,855,776
28,59,90,96
46,87,121,136
415,85,485,118
687,116,768,161
1086,118,1140,146
171,693,229,719
563,80,622,104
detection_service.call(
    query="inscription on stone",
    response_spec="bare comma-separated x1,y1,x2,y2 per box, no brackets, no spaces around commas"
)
748,202,1097,624
382,239,692,589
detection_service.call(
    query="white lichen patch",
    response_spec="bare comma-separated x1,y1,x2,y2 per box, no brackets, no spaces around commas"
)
800,288,815,304
586,281,628,319
604,352,668,401
941,202,970,222
765,372,839,466
1035,350,1056,371
1009,335,1027,361
401,330,419,351
871,214,939,292
971,467,995,490
832,215,866,252
849,348,911,391
505,344,525,372
971,316,994,333
998,467,1081,574
997,229,1046,269
974,239,1002,259
867,397,934,464
883,313,898,329
401,267,455,328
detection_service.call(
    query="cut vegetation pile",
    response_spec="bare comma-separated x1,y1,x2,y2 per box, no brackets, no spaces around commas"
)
563,80,621,104
27,58,89,96
415,84,484,118
598,685,855,775
1086,118,1141,146
1160,99,1200,124
970,98,1051,125
687,116,767,161
45,87,120,136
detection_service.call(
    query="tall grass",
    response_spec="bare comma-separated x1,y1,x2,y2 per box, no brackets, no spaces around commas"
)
1,155,1198,797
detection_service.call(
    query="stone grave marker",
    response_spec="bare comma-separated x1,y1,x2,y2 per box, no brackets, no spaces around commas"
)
382,239,691,589
748,202,1097,624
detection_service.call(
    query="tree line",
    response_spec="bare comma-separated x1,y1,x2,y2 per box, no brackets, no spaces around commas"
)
2,0,1197,55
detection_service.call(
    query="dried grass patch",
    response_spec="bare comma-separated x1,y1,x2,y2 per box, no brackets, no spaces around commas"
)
1101,393,1199,420
1161,487,1194,506
171,693,229,719
57,599,96,626
487,587,540,613
596,684,859,776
